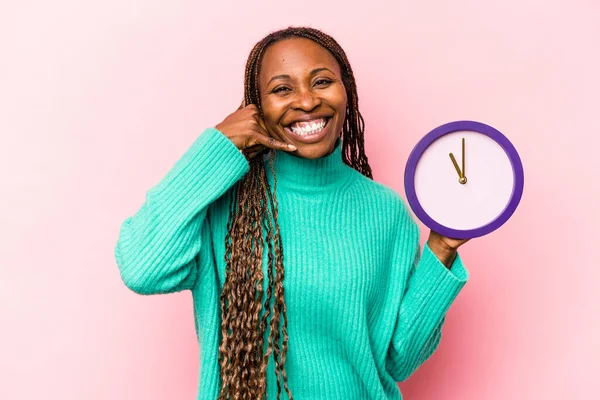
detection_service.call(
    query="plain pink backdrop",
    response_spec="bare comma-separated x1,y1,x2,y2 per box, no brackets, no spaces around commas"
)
1,0,598,399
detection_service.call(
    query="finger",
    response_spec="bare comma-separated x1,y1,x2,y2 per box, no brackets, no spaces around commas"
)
244,150,262,160
244,103,258,112
242,143,265,154
245,142,264,149
252,112,269,132
251,113,297,149
252,131,296,151
242,143,266,160
250,119,284,146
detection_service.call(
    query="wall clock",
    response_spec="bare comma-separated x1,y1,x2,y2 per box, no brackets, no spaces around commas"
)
404,120,524,239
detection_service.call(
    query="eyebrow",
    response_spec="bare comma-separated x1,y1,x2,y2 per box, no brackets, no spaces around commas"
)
266,67,335,86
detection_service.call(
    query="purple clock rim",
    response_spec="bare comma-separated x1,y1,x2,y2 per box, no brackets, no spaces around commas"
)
404,120,525,239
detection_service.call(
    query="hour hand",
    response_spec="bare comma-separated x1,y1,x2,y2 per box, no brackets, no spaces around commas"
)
449,152,463,178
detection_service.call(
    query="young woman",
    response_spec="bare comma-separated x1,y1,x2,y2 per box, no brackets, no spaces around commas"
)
115,26,470,400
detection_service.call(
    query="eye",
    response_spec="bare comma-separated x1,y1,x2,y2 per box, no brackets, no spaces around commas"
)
315,79,332,86
272,86,290,94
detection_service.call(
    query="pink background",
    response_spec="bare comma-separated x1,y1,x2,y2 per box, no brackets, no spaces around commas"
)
2,1,598,399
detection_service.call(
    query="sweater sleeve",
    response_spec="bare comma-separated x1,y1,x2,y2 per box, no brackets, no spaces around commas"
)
114,127,249,295
385,209,469,382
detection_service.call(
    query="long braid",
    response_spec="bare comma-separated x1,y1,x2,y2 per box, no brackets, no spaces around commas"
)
217,26,373,400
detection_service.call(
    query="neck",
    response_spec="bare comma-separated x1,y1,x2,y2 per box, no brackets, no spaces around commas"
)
263,138,353,193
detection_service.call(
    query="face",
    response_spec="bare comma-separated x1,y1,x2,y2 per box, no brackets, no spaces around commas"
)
258,37,347,159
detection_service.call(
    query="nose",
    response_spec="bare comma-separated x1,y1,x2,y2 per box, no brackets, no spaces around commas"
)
290,87,321,112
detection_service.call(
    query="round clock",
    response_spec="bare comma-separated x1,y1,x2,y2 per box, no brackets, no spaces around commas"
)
404,120,524,239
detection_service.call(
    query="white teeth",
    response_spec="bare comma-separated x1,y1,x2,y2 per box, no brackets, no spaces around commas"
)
289,118,327,136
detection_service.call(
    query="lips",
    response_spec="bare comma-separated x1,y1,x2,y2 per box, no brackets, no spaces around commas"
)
284,117,327,134
288,117,327,129
284,116,332,129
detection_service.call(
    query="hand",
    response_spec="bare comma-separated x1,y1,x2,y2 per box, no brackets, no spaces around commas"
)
215,104,297,159
428,230,470,251
427,230,471,268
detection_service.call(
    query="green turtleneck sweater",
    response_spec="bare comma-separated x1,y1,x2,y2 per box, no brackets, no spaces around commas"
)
114,127,469,399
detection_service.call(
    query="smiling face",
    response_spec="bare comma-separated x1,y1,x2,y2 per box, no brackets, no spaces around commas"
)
258,37,348,159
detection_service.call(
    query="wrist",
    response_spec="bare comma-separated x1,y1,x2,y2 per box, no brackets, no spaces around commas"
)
427,239,457,269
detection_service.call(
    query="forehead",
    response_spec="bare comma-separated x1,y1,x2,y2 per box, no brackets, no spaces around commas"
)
259,37,341,82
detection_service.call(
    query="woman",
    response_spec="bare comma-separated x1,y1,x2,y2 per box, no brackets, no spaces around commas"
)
115,26,470,400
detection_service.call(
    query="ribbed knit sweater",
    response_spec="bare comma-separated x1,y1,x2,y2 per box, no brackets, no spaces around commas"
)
114,127,469,399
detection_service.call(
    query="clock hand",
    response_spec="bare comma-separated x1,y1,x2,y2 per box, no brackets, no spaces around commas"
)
462,137,466,179
449,153,463,178
450,149,468,185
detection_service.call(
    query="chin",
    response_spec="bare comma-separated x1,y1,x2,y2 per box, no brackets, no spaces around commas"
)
291,137,338,159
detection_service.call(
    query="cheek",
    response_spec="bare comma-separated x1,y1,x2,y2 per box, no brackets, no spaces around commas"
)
333,89,348,128
262,110,281,127
328,86,347,110
260,99,285,125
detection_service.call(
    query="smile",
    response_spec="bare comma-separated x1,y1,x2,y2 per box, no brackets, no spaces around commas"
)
283,117,331,142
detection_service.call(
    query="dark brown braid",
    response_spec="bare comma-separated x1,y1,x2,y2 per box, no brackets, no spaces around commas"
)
217,26,373,400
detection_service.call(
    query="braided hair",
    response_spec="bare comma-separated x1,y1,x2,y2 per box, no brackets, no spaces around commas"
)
217,26,373,400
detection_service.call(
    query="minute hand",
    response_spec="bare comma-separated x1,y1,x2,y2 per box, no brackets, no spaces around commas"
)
462,137,466,178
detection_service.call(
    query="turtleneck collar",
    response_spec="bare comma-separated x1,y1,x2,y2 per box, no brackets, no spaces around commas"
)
263,137,354,193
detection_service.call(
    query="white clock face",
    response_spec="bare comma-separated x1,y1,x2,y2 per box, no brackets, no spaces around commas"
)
413,131,514,230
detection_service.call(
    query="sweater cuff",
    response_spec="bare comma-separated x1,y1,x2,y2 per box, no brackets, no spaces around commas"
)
407,241,469,318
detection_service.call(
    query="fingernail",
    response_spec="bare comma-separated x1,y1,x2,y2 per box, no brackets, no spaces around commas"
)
288,144,297,150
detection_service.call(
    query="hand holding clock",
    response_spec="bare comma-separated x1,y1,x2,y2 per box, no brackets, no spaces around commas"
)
427,230,470,269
